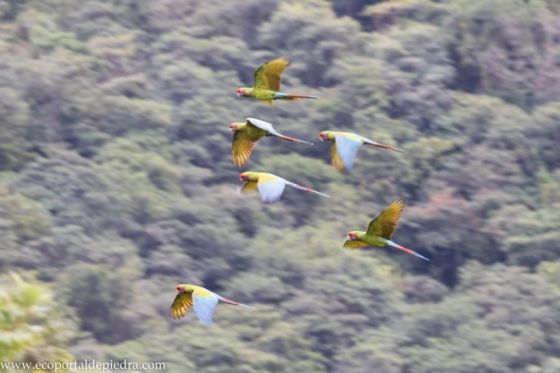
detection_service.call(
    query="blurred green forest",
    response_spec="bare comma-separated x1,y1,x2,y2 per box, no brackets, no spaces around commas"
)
0,0,560,372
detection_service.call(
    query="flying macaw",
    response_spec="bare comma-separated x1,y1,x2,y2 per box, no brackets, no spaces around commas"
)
318,131,403,172
344,200,430,261
229,117,313,167
170,284,251,325
236,57,317,104
239,171,329,203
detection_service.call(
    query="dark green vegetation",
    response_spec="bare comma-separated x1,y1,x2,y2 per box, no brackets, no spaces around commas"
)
1,0,560,372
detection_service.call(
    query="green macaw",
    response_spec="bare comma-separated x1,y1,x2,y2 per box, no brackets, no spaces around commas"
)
344,200,430,261
319,131,403,172
171,284,251,325
229,117,313,167
236,57,317,104
239,171,329,203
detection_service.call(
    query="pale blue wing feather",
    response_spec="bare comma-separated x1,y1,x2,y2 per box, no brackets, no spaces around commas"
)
193,293,220,325
246,117,277,135
257,177,286,203
334,135,362,171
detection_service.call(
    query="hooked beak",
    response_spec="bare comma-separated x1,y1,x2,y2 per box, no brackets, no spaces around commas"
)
175,286,183,293
236,89,243,97
347,232,356,240
239,174,247,182
318,134,327,142
228,124,237,133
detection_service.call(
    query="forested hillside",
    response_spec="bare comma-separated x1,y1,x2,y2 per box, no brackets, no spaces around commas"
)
1,0,560,372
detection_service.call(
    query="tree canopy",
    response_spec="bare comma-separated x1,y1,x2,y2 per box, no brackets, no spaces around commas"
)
0,0,559,372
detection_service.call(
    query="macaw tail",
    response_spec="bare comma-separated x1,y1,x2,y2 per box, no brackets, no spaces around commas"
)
287,94,317,100
275,93,318,100
287,182,330,198
219,296,253,308
386,240,430,261
363,139,403,153
277,134,314,146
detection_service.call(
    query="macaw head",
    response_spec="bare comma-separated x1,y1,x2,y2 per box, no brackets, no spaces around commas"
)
239,171,258,182
346,231,359,241
228,122,244,133
319,131,333,142
236,87,251,97
175,284,193,293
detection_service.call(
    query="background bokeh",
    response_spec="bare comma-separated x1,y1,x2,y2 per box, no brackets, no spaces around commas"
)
1,0,560,372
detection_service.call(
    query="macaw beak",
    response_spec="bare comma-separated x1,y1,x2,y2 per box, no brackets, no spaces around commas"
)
228,124,237,132
318,134,327,142
239,174,246,182
347,232,356,240
175,286,182,293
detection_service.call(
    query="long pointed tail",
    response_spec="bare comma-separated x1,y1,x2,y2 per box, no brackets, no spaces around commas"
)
277,134,314,145
219,296,253,308
363,139,403,153
288,182,330,198
386,240,430,261
280,94,317,100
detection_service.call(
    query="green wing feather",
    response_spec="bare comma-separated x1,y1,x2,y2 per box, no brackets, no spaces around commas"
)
366,200,405,239
253,58,289,91
232,131,256,167
240,181,258,193
170,292,193,319
329,142,346,172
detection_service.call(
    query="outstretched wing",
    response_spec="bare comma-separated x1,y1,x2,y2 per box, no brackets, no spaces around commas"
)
366,200,405,239
192,290,220,326
257,174,286,203
343,240,369,249
253,58,289,91
246,117,276,134
333,135,362,172
247,117,314,145
170,292,193,319
329,143,346,172
232,131,256,167
239,181,258,193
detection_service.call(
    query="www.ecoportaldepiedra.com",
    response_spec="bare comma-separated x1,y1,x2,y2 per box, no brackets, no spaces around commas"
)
0,359,167,372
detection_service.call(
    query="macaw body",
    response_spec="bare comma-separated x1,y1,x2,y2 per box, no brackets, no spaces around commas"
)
236,87,316,103
236,58,316,104
229,118,313,167
170,284,251,325
239,171,329,203
319,131,402,172
344,200,429,261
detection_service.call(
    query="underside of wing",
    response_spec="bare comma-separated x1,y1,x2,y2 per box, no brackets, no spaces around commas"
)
193,292,220,326
253,58,289,91
232,131,256,167
343,240,369,249
257,176,286,203
170,292,193,319
334,135,362,172
366,200,405,239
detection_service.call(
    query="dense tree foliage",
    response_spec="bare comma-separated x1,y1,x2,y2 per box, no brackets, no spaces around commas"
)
0,0,559,372
0,273,73,370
